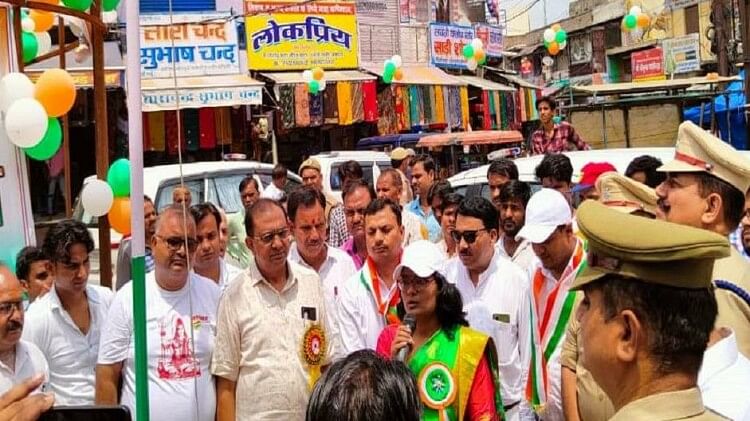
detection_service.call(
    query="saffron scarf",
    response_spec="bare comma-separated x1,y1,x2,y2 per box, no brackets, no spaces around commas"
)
358,257,401,326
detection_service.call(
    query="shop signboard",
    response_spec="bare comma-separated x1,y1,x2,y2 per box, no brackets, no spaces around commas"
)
429,23,475,69
140,12,240,79
244,1,358,70
631,47,665,81
473,23,502,57
142,85,262,111
662,33,700,74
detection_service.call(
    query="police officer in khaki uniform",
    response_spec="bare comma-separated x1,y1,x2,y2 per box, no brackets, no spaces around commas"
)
655,121,750,358
561,173,659,421
573,201,730,421
389,148,414,206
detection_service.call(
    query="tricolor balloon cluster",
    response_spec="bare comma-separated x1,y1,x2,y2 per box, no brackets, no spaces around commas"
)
0,69,76,160
462,38,486,71
543,24,567,56
302,67,327,95
81,158,132,235
622,6,650,31
382,55,403,84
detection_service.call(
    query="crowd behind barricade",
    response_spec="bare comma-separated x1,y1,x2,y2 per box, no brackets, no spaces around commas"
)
2,117,750,421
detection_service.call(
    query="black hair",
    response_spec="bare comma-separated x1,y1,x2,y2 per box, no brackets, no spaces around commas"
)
287,186,326,222
537,95,557,111
244,198,288,236
239,176,260,193
625,155,666,188
695,173,745,231
16,246,48,281
364,198,402,228
338,160,364,184
272,164,288,180
306,350,420,421
499,180,532,208
189,202,221,231
457,196,499,231
343,178,376,202
427,180,453,204
379,168,403,187
145,195,153,203
397,272,468,341
390,158,405,169
535,153,573,184
412,154,435,173
42,219,95,264
440,193,464,212
487,158,519,181
586,274,716,377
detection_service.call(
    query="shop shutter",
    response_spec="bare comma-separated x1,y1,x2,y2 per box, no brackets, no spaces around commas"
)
139,0,215,13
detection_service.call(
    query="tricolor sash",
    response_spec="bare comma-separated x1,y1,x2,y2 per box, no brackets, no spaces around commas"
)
359,257,401,325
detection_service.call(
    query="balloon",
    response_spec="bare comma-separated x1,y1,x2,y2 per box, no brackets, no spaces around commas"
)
62,0,93,12
394,67,404,81
22,31,38,63
555,29,567,44
383,65,395,81
4,98,48,148
36,0,60,4
302,70,313,82
21,17,35,32
81,179,113,217
35,32,52,55
29,10,54,32
462,44,474,59
102,0,121,11
0,72,35,113
543,28,555,43
108,197,131,235
551,23,561,32
637,13,650,28
471,38,483,51
391,55,402,67
478,54,487,65
559,40,567,50
102,10,118,24
629,6,642,15
544,40,550,48
466,58,478,71
474,49,486,63
64,16,84,37
547,41,560,56
383,73,393,84
312,67,325,81
625,14,637,29
318,79,327,91
35,69,77,117
384,60,396,75
308,79,320,95
107,158,131,197
24,118,61,161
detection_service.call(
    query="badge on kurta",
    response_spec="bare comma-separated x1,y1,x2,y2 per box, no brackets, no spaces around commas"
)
301,323,326,389
418,362,457,421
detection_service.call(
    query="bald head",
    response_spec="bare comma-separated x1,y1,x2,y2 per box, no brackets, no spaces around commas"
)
172,186,192,207
0,264,22,290
154,206,196,236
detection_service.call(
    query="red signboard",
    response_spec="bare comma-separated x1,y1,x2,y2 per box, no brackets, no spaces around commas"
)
631,47,665,81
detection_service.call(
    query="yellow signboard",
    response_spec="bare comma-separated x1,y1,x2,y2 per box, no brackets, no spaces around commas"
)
245,2,358,70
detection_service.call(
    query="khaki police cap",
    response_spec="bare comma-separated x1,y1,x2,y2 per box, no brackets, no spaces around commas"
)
298,158,322,175
390,147,409,161
571,201,730,290
658,121,750,194
596,172,658,216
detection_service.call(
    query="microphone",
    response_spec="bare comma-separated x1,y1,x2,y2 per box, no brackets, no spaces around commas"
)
396,314,417,362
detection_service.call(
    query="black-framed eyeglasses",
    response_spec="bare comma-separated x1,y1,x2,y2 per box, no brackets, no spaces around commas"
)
254,228,291,245
450,228,488,245
0,301,23,317
398,275,434,291
156,235,198,253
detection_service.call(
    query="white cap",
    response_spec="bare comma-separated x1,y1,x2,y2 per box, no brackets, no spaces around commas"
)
516,188,572,244
393,241,444,280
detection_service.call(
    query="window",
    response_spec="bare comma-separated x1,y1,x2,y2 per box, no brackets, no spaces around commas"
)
685,5,699,35
139,0,215,13
155,178,204,212
209,174,247,214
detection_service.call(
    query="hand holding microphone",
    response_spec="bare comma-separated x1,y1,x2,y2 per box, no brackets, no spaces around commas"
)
392,314,417,362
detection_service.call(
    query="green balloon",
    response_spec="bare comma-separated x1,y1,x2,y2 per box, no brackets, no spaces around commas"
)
22,31,37,63
383,73,393,84
107,158,131,197
544,40,550,48
625,14,637,29
102,0,121,11
479,55,487,65
24,118,61,161
462,44,474,59
62,0,94,12
383,64,396,81
555,30,567,43
308,80,320,94
384,61,396,75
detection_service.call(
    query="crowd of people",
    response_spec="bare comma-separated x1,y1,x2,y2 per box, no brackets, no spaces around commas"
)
1,117,750,421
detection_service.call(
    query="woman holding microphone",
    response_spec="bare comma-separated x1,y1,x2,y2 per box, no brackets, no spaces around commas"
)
376,241,504,421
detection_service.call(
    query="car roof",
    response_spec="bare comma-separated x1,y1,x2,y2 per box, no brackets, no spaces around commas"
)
311,151,391,164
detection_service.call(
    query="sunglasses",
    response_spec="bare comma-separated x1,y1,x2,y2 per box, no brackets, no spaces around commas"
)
450,228,488,245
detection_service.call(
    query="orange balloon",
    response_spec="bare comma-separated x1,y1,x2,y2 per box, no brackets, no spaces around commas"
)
35,69,76,117
35,0,60,4
551,23,561,32
548,41,560,56
394,67,404,80
312,67,325,81
474,49,486,62
108,197,131,235
637,13,650,28
30,10,54,33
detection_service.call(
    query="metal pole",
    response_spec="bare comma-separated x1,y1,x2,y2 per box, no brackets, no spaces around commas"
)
58,17,72,217
739,0,750,148
712,0,729,76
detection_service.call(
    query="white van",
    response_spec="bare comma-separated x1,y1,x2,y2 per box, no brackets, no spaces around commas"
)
310,151,392,202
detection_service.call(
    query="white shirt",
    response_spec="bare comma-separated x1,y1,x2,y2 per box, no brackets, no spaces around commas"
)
0,341,49,395
22,285,113,405
496,236,537,274
288,245,357,302
699,330,750,421
219,258,243,292
445,250,532,414
261,182,285,201
337,263,400,354
402,211,426,246
98,272,221,421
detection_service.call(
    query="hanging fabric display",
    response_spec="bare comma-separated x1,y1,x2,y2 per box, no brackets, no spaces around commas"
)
323,85,339,124
408,86,419,127
230,107,246,150
377,85,397,135
337,82,354,125
198,108,217,150
165,110,181,155
442,86,451,127
434,85,445,125
481,90,491,130
459,87,470,130
400,86,411,129
279,85,296,129
142,112,152,151
421,86,432,125
488,91,497,129
146,111,165,152
214,107,233,146
395,85,407,132
362,81,378,122
309,90,324,127
183,109,200,152
351,82,364,123
295,84,311,127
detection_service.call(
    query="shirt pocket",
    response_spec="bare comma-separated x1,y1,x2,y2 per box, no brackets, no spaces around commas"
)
492,318,516,366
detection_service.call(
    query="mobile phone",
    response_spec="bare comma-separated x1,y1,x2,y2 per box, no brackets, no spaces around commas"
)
37,405,131,421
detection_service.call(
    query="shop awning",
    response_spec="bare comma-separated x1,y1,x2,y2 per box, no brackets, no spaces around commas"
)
484,67,542,90
572,76,741,95
417,130,524,148
25,41,124,87
454,76,516,92
141,74,264,112
362,64,466,86
260,70,376,85
605,40,658,56
356,133,432,149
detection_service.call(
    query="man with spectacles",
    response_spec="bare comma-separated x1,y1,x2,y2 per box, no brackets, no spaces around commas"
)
190,203,242,292
96,206,221,421
516,188,585,421
23,219,113,405
0,263,49,395
340,180,376,270
212,198,339,420
444,196,531,421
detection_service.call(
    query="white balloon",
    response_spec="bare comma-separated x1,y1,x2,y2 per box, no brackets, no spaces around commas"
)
35,32,52,56
471,38,484,51
629,6,642,15
559,40,567,50
102,11,118,24
0,72,35,113
318,79,327,91
21,17,35,32
391,55,403,68
302,70,313,83
65,16,84,37
4,98,48,148
81,179,114,217
543,28,556,43
466,58,478,71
